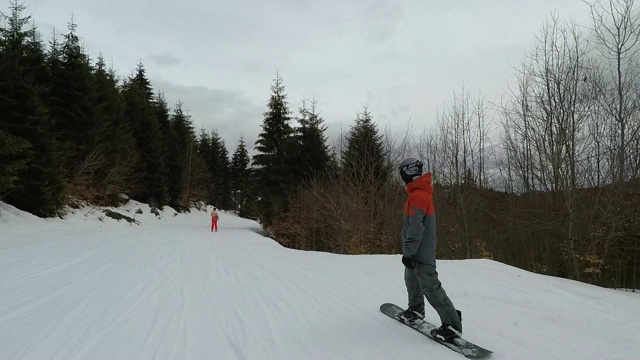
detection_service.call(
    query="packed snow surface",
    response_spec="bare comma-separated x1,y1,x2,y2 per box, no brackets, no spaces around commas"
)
1,201,639,360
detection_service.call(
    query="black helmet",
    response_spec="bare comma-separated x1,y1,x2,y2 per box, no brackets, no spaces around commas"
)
398,157,423,184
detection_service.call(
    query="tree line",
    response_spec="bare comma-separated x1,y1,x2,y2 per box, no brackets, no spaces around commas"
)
0,1,353,222
1,1,255,216
1,0,639,290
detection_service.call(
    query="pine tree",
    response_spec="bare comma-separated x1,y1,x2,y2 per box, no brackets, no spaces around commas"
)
0,1,66,216
341,107,389,187
169,102,197,208
155,94,178,206
0,3,28,194
197,129,213,198
218,144,233,209
294,97,332,183
47,18,97,198
121,63,167,207
0,129,31,193
252,74,295,222
183,140,210,205
92,55,138,202
207,131,232,209
197,129,212,161
230,137,251,213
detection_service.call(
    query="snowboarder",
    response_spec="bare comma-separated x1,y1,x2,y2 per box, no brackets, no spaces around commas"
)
397,157,463,342
211,207,219,232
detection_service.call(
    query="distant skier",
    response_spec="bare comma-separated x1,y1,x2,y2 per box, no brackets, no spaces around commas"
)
397,157,462,342
211,207,219,232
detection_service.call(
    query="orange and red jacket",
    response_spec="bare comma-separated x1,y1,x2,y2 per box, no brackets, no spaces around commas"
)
402,173,437,265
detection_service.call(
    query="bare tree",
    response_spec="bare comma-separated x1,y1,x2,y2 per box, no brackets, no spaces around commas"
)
587,0,640,183
500,14,592,279
419,86,493,257
436,86,490,186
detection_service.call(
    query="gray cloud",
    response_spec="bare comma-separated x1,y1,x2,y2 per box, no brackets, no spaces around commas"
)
151,78,264,152
148,54,180,67
363,1,405,43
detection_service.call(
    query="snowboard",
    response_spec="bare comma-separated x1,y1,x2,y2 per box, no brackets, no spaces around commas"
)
380,303,492,359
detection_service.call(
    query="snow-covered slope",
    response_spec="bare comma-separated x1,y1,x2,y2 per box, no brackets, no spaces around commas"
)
1,201,638,360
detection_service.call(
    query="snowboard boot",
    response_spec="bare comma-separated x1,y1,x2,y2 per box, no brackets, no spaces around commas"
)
399,305,425,323
431,310,462,342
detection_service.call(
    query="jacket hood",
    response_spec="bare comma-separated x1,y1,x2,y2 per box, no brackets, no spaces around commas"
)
406,173,433,194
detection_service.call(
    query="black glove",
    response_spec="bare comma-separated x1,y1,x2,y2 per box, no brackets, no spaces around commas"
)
402,256,415,269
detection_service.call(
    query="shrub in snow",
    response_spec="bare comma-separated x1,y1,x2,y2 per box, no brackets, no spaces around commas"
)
103,210,138,224
108,193,130,206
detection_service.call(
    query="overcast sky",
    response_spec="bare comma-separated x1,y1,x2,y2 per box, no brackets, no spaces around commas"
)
25,0,593,152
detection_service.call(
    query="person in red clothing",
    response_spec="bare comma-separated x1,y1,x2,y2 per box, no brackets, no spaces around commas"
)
210,207,219,232
397,157,462,343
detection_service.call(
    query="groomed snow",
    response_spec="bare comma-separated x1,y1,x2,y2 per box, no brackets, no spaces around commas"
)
1,201,639,360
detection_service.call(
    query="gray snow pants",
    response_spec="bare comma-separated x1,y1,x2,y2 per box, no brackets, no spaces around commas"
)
404,261,462,331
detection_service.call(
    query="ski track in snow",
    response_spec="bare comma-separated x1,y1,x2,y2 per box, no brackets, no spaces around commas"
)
1,202,640,360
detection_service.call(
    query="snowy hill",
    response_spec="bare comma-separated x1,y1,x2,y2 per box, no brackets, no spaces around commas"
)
1,201,639,360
